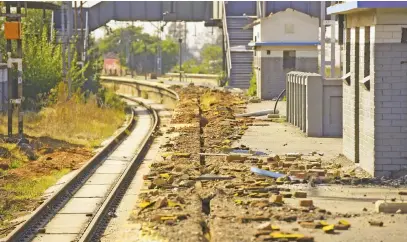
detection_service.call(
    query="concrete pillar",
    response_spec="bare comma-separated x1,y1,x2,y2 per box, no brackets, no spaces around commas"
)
306,74,323,137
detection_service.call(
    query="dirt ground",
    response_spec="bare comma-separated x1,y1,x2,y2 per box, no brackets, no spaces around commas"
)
0,136,94,238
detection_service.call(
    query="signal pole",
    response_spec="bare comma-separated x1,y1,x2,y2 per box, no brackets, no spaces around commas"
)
2,1,27,142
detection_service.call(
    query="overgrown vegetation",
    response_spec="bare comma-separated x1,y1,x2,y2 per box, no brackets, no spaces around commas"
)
2,169,70,200
1,83,126,147
98,24,223,76
97,25,179,74
248,67,257,96
0,6,126,145
172,44,222,75
200,91,219,111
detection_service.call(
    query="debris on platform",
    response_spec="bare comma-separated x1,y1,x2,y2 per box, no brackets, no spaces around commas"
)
375,200,407,214
368,220,384,227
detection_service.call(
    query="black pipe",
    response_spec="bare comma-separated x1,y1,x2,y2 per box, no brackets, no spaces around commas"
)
273,89,286,114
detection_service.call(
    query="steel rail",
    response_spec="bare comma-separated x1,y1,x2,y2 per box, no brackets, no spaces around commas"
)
3,99,157,242
78,96,159,241
2,109,136,242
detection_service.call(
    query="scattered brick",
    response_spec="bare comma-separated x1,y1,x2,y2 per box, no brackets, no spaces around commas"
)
368,220,383,227
285,156,297,161
322,224,335,233
294,191,308,198
267,154,280,162
307,169,326,177
299,221,318,229
299,200,314,207
280,192,293,198
270,194,284,204
334,224,350,230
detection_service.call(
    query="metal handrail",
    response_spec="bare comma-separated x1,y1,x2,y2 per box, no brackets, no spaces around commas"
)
222,1,232,79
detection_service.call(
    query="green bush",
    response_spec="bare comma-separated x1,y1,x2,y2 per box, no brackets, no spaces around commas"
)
97,87,126,110
248,68,257,96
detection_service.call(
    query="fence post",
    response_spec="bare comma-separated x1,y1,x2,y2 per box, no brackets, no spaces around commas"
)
306,74,323,136
286,72,290,123
301,75,307,132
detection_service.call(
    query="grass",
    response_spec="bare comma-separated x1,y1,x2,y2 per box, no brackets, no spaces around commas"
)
0,84,127,232
3,168,70,200
323,66,342,78
248,70,257,97
0,143,29,170
0,96,126,148
0,168,70,223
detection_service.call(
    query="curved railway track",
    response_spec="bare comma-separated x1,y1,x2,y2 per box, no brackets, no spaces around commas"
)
3,97,159,242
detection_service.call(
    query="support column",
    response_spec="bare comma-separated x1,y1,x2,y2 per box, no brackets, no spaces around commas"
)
320,1,326,78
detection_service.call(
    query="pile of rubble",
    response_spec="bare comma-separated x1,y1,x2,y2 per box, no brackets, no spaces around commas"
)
129,86,406,242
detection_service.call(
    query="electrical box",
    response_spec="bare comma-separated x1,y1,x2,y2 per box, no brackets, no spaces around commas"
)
4,22,21,40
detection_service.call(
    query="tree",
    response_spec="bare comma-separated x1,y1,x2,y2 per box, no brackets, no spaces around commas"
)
166,22,194,62
161,38,179,73
167,22,186,41
23,26,62,104
97,26,179,75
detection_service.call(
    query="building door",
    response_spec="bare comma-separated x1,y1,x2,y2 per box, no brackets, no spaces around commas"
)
283,50,296,70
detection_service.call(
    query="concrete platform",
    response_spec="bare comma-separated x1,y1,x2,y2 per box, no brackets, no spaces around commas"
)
236,100,342,161
42,214,90,234
74,184,112,198
59,197,102,214
33,234,78,242
95,164,127,174
86,174,119,185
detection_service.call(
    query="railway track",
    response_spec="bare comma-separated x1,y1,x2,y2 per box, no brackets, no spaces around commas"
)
3,97,159,242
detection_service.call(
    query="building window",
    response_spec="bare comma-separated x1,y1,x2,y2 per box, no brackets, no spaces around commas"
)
402,28,407,43
364,26,370,77
283,50,296,69
267,50,270,55
345,28,351,77
285,23,294,34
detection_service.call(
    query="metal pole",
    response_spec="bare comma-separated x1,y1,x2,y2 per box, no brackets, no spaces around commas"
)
262,1,266,18
74,1,77,38
320,1,326,78
6,2,12,137
61,2,66,83
184,22,187,61
130,40,134,78
179,38,182,82
158,21,162,76
50,11,54,41
80,1,84,61
84,11,89,61
144,43,147,80
222,26,225,72
67,2,72,98
16,2,23,140
330,1,336,77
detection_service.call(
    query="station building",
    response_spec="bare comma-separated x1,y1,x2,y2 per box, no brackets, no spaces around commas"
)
328,1,407,177
246,8,320,100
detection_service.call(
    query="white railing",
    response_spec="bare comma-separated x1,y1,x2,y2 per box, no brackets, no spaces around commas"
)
222,1,232,79
286,72,343,137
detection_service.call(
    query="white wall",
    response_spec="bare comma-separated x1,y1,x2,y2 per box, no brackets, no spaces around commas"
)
253,24,261,43
260,9,319,43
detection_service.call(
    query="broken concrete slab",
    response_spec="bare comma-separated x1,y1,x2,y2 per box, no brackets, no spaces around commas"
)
375,200,407,214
